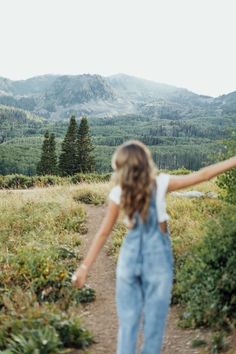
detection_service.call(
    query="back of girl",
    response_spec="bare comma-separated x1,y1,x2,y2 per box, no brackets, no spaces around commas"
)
111,141,173,354
72,140,236,354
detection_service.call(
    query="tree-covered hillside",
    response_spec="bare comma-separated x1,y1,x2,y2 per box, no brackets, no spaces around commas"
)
1,109,235,175
0,105,45,143
1,73,236,175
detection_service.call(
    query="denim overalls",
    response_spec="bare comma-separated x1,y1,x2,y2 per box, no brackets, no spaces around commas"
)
116,186,174,354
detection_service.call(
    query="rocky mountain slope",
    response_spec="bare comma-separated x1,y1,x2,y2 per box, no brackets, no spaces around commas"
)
0,73,235,119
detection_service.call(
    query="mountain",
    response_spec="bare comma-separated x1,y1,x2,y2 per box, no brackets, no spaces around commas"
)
213,91,236,115
1,74,236,175
0,73,235,119
107,74,199,102
0,104,45,143
0,75,58,95
35,74,119,119
0,75,59,113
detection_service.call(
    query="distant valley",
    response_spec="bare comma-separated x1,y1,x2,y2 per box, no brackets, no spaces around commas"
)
0,73,236,175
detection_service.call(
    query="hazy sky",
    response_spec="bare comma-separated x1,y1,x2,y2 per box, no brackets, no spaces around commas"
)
0,0,235,97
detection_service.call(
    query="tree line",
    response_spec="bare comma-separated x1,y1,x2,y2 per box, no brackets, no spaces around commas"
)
37,116,95,176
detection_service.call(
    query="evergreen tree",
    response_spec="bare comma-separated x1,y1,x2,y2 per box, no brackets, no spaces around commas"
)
48,133,58,175
58,116,78,176
77,116,95,173
37,131,58,175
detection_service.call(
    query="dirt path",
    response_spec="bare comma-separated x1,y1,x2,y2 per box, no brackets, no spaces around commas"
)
77,204,117,353
73,205,231,354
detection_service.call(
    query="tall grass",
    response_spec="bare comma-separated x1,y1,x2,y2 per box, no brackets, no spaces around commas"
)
1,180,234,352
0,185,96,352
110,180,223,261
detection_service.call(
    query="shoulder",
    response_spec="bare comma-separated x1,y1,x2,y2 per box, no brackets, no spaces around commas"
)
108,185,121,205
156,173,170,191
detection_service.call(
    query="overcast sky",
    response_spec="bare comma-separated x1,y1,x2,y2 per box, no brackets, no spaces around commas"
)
0,0,235,97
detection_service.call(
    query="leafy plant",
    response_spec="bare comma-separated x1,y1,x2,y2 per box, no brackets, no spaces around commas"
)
70,172,111,184
5,327,61,354
191,338,207,348
0,299,93,351
217,135,236,204
55,317,93,348
175,204,236,329
75,286,96,303
210,332,228,353
73,189,106,205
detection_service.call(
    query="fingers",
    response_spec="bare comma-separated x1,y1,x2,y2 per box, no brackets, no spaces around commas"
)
72,276,82,288
71,271,86,288
72,278,83,288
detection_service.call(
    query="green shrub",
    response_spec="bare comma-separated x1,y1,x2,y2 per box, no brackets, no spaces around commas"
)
0,245,96,307
0,173,111,189
70,173,111,184
33,175,65,187
163,168,191,175
175,205,236,329
217,137,236,204
217,168,236,204
210,332,228,353
4,327,61,354
0,175,34,189
54,317,93,349
0,297,93,351
73,189,106,205
0,174,67,189
74,286,96,303
191,338,207,348
110,222,127,259
55,207,87,233
0,186,94,353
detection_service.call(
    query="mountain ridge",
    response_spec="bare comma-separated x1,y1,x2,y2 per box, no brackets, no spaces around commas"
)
0,73,235,119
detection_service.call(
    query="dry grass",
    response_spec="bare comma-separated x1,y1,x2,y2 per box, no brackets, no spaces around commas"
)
0,179,222,259
0,185,89,253
109,180,224,259
0,180,234,353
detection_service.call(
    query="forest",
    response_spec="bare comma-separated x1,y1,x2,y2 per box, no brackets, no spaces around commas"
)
1,104,235,175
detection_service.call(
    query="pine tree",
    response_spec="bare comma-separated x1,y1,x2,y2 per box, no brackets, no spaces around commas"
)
59,116,78,176
37,131,58,175
48,133,58,175
77,116,95,173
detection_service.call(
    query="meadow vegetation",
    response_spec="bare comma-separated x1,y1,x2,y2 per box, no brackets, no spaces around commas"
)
0,173,111,189
0,185,96,353
0,174,236,352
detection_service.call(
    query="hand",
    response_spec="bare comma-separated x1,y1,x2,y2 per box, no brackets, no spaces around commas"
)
71,265,88,289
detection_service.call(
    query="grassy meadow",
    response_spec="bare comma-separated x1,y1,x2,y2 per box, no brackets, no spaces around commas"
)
0,184,100,353
0,179,236,353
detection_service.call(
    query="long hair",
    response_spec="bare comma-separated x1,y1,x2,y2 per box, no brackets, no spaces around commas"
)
111,140,157,221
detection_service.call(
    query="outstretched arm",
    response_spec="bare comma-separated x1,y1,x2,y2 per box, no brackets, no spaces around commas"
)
72,201,120,288
168,156,236,192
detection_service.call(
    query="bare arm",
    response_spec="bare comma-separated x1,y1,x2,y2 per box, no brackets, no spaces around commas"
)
72,201,120,288
81,201,120,270
168,156,236,192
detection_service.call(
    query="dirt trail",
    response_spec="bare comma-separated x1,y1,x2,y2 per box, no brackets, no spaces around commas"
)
73,205,219,354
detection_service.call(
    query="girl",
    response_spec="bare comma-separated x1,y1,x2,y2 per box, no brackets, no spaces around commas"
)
72,140,236,354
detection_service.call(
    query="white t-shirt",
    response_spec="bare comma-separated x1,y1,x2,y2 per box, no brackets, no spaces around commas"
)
108,173,170,222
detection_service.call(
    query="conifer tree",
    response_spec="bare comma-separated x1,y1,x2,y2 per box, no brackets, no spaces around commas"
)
37,131,58,175
59,115,78,175
77,116,95,173
48,133,58,175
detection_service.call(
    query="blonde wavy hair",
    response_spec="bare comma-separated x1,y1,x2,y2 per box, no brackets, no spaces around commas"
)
111,140,157,221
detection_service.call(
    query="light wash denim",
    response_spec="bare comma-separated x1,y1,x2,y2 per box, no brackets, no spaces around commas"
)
116,188,174,354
